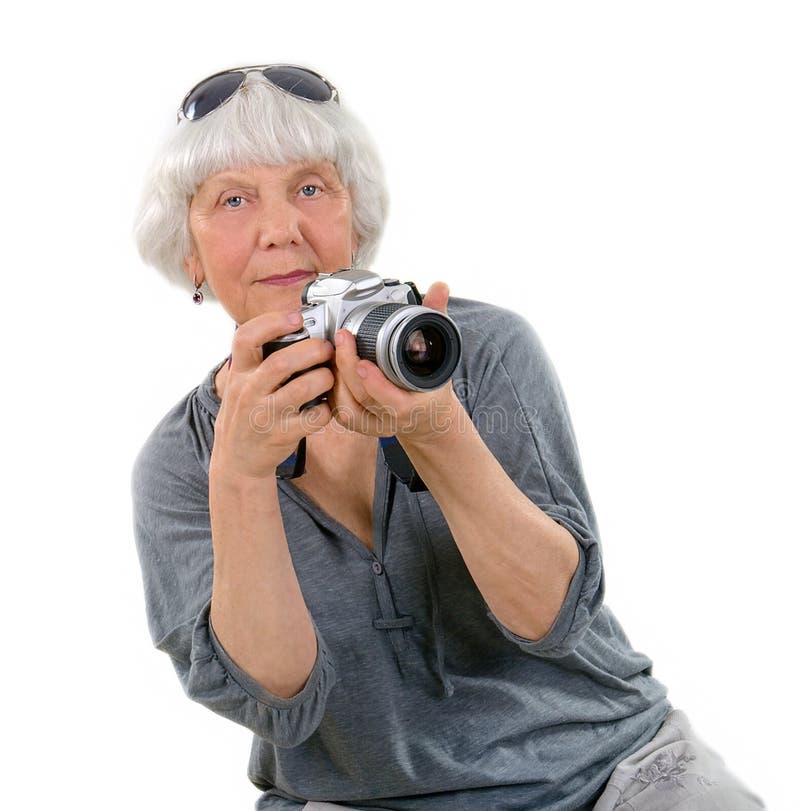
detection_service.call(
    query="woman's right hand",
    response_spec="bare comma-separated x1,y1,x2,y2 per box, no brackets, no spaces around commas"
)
209,311,335,480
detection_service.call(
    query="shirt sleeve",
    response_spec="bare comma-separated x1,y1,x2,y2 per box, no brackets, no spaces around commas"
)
460,307,605,657
130,415,337,747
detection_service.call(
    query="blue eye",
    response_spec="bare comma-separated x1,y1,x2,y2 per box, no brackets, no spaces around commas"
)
224,196,244,208
300,185,319,197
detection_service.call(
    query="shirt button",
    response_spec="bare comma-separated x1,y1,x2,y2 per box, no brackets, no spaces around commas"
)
372,561,384,575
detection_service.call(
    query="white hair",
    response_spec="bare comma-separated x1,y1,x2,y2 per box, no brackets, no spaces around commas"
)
133,73,388,301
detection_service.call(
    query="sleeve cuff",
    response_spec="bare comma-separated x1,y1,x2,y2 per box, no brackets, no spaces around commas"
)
486,501,605,657
487,541,586,653
184,600,337,747
208,613,329,710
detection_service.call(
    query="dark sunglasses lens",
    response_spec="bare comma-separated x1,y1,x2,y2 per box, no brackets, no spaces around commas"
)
183,72,245,120
262,66,333,102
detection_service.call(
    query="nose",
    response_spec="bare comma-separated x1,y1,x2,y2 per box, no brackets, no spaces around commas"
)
256,198,304,250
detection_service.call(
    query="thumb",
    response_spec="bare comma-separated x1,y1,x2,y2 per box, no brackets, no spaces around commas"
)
422,281,450,313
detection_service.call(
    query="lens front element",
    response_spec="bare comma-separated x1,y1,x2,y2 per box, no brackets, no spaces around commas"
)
402,326,447,377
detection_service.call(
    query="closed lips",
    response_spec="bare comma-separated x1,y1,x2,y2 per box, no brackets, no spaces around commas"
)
256,270,315,283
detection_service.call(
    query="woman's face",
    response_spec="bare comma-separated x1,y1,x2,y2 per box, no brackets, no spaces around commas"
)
184,160,355,325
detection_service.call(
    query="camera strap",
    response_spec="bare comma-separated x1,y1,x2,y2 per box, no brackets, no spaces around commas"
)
277,436,427,492
275,438,307,480
380,436,428,492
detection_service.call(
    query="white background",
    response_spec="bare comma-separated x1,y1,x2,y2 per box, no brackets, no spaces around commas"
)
2,1,797,809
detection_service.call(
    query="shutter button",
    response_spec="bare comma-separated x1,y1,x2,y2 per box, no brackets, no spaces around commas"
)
372,561,384,575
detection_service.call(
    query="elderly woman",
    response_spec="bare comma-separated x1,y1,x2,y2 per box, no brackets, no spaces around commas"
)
131,65,764,811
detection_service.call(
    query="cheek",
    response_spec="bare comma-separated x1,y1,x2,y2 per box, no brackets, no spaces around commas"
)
199,224,251,272
329,206,356,255
220,240,251,267
323,228,354,264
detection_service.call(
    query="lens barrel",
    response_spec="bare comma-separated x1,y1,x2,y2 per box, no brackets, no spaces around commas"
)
346,304,461,391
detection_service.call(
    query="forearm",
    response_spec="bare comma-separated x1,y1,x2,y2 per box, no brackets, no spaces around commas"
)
399,395,580,641
208,463,317,699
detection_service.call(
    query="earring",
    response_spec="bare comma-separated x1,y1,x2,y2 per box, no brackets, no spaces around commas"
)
192,274,204,305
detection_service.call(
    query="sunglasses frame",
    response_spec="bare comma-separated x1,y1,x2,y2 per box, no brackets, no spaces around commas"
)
177,64,339,123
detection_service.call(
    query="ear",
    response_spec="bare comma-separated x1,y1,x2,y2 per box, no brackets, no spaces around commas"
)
183,252,203,288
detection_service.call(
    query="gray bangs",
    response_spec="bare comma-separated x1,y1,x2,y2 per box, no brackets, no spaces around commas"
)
171,77,344,197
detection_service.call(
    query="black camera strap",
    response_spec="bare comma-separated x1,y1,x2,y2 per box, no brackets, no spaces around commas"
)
275,438,307,480
276,436,427,492
379,436,428,492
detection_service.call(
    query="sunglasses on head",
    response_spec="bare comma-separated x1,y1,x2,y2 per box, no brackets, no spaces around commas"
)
178,64,339,123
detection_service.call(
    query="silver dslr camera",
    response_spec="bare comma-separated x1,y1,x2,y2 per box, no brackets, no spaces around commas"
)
262,270,462,392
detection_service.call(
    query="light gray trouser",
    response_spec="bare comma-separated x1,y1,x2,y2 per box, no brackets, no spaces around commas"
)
301,709,765,810
591,708,765,810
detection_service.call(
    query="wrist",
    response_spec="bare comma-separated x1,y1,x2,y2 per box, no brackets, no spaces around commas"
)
209,454,279,489
397,389,468,451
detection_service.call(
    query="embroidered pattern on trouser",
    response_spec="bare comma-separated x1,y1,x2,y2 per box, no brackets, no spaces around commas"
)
591,709,765,810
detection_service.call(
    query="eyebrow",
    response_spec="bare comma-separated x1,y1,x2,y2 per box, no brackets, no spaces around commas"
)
202,171,258,188
207,161,337,183
287,160,341,182
198,161,343,199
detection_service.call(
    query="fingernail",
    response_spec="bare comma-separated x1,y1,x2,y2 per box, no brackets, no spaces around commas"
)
288,312,303,326
356,365,368,379
335,331,344,346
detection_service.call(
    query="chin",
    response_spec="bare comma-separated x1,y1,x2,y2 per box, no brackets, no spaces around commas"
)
244,292,304,320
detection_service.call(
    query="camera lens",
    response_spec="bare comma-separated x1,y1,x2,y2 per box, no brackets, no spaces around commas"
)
345,304,461,391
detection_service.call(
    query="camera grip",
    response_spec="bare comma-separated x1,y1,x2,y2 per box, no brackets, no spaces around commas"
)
261,333,327,480
261,334,329,411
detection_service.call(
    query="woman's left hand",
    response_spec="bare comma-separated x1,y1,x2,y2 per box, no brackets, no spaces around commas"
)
329,281,459,442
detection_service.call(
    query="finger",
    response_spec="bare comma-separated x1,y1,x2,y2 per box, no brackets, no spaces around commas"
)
229,310,305,373
268,365,335,414
247,368,334,440
327,388,362,431
335,328,413,417
328,373,394,436
248,399,333,443
327,363,382,432
354,359,409,414
255,338,334,393
283,403,336,445
330,331,398,432
422,281,450,314
295,401,333,435
333,329,373,404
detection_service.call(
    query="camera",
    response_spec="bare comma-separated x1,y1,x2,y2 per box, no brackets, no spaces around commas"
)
262,270,462,392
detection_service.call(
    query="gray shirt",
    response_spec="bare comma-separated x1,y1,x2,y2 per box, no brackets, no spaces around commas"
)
131,297,671,810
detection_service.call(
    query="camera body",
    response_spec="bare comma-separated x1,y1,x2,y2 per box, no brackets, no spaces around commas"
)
263,270,462,392
300,268,422,338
